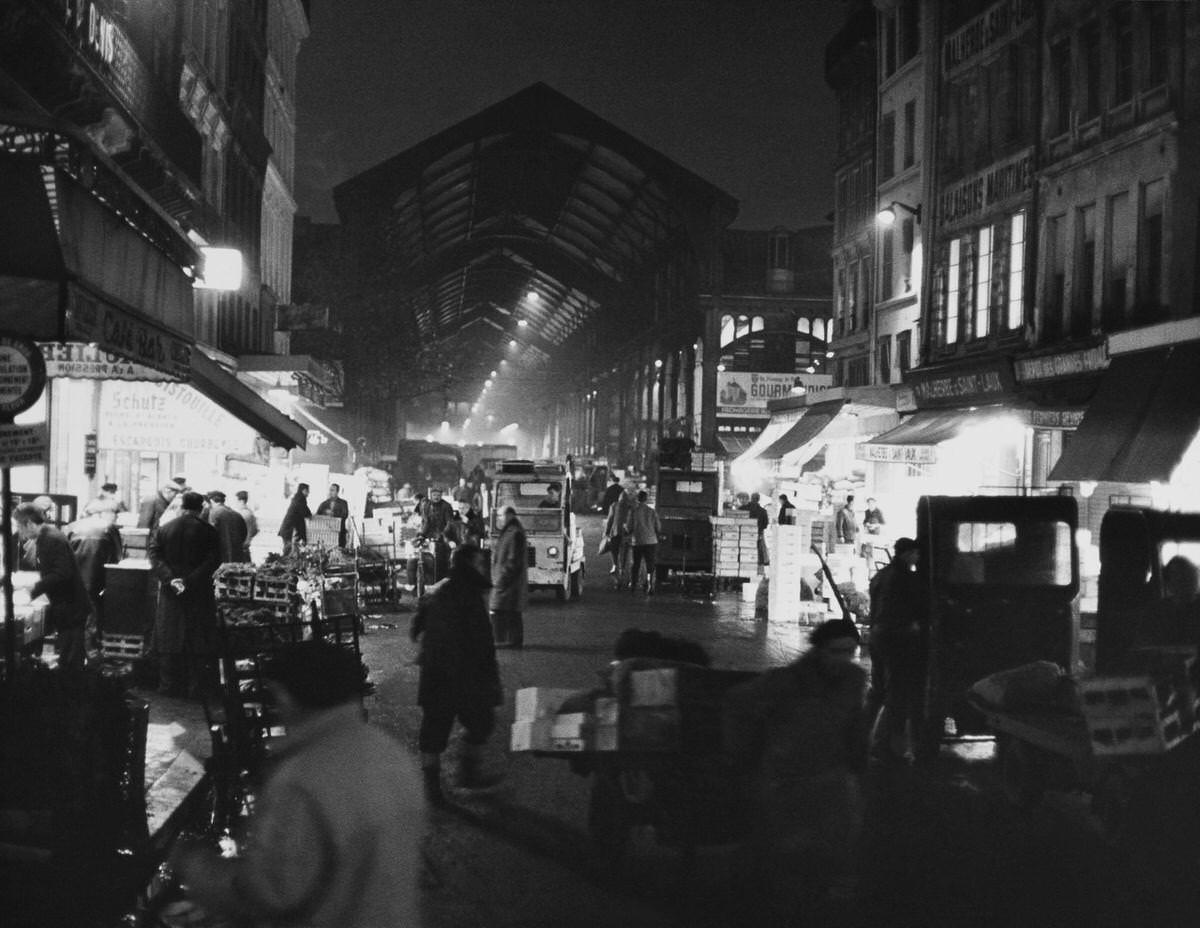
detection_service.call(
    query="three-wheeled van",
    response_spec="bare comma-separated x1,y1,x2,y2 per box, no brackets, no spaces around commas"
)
914,494,1080,760
489,460,586,600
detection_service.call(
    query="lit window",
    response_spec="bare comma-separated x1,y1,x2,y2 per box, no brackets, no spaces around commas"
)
1007,211,1026,330
975,226,992,338
719,314,734,347
946,239,961,344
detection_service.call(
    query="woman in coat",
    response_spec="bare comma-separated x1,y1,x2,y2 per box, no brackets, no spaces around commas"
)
277,483,311,553
488,506,528,647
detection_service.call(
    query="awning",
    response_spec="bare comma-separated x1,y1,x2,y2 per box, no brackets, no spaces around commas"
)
290,402,356,470
760,400,844,461
866,405,1025,446
1048,343,1200,483
715,433,757,456
732,416,796,466
190,351,307,450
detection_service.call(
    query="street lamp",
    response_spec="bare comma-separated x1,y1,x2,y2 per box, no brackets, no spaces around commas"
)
877,201,921,227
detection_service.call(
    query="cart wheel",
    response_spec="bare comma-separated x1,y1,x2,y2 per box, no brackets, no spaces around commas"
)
588,771,634,862
1092,766,1132,844
997,734,1045,808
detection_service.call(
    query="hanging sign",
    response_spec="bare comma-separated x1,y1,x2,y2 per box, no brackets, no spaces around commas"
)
0,333,47,420
0,423,49,466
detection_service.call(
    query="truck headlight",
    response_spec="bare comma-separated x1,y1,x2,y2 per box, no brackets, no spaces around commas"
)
547,545,559,557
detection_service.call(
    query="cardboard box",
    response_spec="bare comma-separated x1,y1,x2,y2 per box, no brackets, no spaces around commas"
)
515,687,577,721
551,712,588,739
510,718,554,751
630,668,678,707
593,723,620,751
550,737,588,752
1079,675,1188,755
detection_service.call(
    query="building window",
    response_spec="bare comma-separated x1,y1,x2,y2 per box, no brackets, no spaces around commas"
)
719,314,735,348
847,357,870,388
848,262,859,333
1113,3,1133,105
1007,211,1026,331
1073,204,1096,337
1103,192,1131,329
751,316,765,333
897,330,912,374
861,261,872,332
1145,5,1169,89
877,336,892,384
882,12,897,78
901,218,915,291
1138,179,1165,318
1045,215,1067,340
946,239,961,345
1080,22,1101,122
902,99,916,169
836,267,847,335
1050,38,1072,136
879,111,896,181
899,0,920,64
769,231,789,270
836,175,848,238
880,227,895,302
974,226,993,340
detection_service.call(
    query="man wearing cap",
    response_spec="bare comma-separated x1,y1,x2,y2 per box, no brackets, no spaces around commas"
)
138,481,179,531
867,536,924,761
207,490,249,563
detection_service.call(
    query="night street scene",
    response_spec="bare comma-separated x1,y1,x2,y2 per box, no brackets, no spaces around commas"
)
3,0,1200,926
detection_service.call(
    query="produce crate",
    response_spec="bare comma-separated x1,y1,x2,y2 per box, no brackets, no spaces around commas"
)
100,632,146,662
1079,675,1189,755
213,564,257,601
253,575,297,603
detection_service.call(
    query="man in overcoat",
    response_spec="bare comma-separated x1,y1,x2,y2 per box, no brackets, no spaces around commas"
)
411,544,503,803
14,502,92,671
489,506,528,648
149,491,221,697
277,483,311,553
206,490,249,563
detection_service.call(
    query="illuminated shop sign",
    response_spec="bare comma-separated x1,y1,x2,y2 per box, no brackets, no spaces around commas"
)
716,371,833,418
66,289,191,380
1014,346,1109,383
98,380,256,455
857,442,937,465
908,362,1015,408
39,342,176,381
942,0,1036,74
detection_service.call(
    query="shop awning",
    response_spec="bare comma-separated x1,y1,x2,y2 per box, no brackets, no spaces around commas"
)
715,433,757,456
866,405,1024,446
760,400,844,461
1048,343,1200,483
190,351,307,450
732,416,796,466
290,402,356,470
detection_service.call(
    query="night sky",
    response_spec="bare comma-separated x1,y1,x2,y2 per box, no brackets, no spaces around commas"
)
294,0,846,231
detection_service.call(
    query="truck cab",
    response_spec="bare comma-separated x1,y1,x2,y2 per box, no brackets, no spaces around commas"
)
653,468,721,580
489,460,585,600
915,494,1080,759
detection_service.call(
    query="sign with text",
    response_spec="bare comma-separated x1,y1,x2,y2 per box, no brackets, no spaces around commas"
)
0,334,47,419
942,0,1036,75
857,441,938,465
66,289,191,380
39,341,176,381
908,361,1015,408
0,422,49,466
716,371,833,418
98,380,257,455
937,148,1034,232
1014,346,1109,383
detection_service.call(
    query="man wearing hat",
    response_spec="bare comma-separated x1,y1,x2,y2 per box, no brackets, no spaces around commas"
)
866,537,924,761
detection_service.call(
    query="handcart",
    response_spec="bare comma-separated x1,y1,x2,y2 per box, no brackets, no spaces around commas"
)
523,662,759,864
967,662,1199,841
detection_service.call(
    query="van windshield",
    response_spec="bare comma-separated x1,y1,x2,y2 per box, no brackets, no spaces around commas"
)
935,519,1075,588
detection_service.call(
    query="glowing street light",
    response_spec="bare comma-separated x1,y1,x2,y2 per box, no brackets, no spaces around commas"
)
876,201,921,227
509,339,519,349
194,246,244,290
526,290,540,303
517,319,528,328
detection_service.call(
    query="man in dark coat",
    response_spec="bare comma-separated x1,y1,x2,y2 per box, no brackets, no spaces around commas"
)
315,483,351,549
207,490,249,563
725,619,869,923
489,507,528,648
149,491,221,697
867,536,924,761
746,492,771,567
411,544,503,804
66,509,123,639
277,483,311,553
14,503,93,671
138,481,180,531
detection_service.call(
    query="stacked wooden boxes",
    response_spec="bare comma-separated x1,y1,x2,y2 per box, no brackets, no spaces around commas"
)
691,450,719,471
711,514,757,579
1079,675,1190,755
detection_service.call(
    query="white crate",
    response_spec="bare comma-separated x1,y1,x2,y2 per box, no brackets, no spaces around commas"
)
510,719,554,751
515,686,577,721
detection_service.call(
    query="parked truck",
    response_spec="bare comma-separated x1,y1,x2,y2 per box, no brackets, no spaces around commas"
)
380,438,463,497
652,467,722,581
489,459,585,600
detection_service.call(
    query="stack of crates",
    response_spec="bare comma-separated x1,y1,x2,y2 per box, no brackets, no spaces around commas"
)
691,450,719,471
1079,675,1190,755
711,515,758,579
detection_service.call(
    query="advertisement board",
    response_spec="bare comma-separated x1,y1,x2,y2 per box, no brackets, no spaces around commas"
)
98,380,257,455
716,371,834,418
